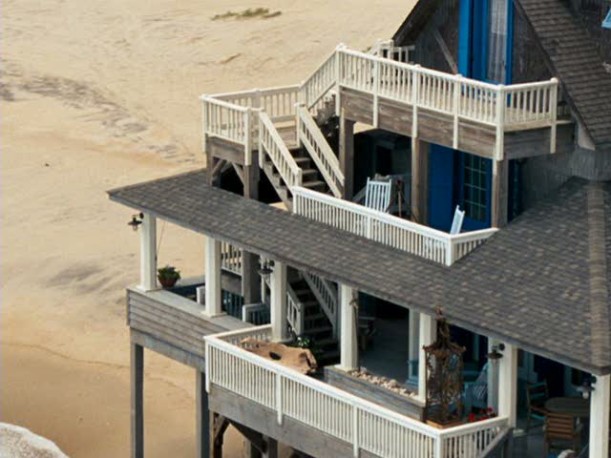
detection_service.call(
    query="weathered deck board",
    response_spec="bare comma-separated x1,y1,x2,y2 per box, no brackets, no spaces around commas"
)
341,87,498,159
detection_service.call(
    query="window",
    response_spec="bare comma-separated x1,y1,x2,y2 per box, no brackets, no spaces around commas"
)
462,154,488,221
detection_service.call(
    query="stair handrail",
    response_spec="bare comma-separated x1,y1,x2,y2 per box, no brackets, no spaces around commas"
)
300,46,342,111
258,111,303,189
302,272,339,338
286,284,304,336
295,103,344,198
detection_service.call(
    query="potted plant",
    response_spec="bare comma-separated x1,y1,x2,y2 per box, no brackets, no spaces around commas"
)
157,265,181,288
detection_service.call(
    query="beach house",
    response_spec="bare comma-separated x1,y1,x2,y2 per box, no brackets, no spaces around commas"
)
109,0,611,456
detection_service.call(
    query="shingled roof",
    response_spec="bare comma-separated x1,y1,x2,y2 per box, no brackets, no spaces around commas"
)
109,171,611,374
510,0,611,149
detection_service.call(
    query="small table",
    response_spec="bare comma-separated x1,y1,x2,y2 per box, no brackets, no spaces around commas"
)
545,397,590,418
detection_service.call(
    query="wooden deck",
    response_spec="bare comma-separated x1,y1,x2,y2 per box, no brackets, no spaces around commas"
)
340,86,573,160
127,287,248,369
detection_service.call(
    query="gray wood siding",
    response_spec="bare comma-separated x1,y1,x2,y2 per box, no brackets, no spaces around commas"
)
341,87,498,159
127,289,226,359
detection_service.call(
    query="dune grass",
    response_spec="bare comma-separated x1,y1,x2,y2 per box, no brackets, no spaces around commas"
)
211,8,282,21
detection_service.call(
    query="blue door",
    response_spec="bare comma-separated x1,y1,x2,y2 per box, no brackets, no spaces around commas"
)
458,152,492,230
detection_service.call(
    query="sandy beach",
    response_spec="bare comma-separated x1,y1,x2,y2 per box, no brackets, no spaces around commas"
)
0,1,411,455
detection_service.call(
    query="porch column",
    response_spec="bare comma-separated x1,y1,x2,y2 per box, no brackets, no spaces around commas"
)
242,252,261,304
497,343,518,428
338,284,358,371
418,313,437,400
205,236,222,316
487,339,500,413
590,374,610,458
491,158,509,228
339,111,355,200
408,310,420,384
270,261,288,342
139,213,157,291
196,370,210,458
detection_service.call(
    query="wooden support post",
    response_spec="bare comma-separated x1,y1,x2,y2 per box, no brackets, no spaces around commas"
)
590,374,610,458
498,343,518,428
264,437,278,458
131,341,144,458
196,371,210,458
205,236,223,317
210,413,230,458
139,213,157,291
270,261,288,342
339,110,355,200
410,139,429,225
339,284,358,371
418,314,436,401
242,252,261,304
407,310,420,384
491,158,509,228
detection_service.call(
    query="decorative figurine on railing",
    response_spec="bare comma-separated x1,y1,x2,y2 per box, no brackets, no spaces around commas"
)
423,308,466,426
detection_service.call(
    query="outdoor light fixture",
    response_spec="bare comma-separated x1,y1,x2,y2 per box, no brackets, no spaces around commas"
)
486,343,505,361
128,213,144,231
257,260,274,278
576,377,596,400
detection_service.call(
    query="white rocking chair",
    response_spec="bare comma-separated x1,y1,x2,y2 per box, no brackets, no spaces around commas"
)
364,177,392,212
450,205,465,235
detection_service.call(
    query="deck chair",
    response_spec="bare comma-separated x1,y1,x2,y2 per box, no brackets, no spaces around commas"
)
544,413,583,455
525,381,549,431
364,177,392,212
464,363,488,412
450,205,465,235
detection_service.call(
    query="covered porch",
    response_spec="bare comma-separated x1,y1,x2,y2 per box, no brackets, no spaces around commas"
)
109,171,611,458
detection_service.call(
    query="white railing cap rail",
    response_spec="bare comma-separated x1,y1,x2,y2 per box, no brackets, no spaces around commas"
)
206,328,509,441
336,47,558,93
449,227,499,242
208,84,301,101
206,324,272,341
301,47,339,87
200,95,251,112
292,186,451,242
436,415,509,439
206,333,437,438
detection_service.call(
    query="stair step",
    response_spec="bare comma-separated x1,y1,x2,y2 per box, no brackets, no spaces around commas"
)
294,157,311,166
302,180,326,191
301,168,318,178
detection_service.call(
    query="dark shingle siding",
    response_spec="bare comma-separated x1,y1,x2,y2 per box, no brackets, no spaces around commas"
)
516,0,611,149
108,171,611,374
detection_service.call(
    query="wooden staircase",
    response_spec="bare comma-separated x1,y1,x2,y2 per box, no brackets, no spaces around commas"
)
260,144,330,208
288,272,339,366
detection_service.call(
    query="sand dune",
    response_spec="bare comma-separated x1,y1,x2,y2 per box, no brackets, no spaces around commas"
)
0,0,412,455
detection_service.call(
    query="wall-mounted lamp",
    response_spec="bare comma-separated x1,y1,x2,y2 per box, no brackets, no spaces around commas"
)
486,343,505,361
576,377,596,400
257,260,274,279
128,213,144,231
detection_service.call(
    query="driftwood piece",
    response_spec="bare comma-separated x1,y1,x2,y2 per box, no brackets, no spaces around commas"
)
240,338,318,374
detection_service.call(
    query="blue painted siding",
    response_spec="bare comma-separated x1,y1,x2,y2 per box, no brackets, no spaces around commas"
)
428,145,456,231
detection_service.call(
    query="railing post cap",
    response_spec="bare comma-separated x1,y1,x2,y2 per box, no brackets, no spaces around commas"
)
551,77,559,83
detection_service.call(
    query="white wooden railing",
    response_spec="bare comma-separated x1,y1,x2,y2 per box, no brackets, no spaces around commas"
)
258,111,303,189
302,272,339,337
213,85,301,124
202,44,560,172
286,285,304,336
300,47,340,111
205,326,509,458
296,104,344,198
292,187,497,266
336,48,559,157
371,39,415,64
220,242,242,275
242,303,270,326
